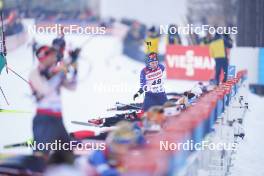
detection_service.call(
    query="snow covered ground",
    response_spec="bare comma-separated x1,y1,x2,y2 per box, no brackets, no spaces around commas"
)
230,91,264,176
0,30,195,154
1,24,264,176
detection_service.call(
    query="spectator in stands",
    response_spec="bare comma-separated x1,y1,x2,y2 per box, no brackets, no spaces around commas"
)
4,9,24,36
144,26,160,54
167,24,182,45
223,33,233,60
124,21,144,43
123,21,146,60
200,32,213,45
209,33,230,85
188,33,200,45
28,38,39,63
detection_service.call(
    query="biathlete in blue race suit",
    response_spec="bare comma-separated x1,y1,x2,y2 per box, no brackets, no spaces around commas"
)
133,52,168,111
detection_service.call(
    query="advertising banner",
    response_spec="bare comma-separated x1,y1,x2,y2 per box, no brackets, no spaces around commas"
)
165,45,215,81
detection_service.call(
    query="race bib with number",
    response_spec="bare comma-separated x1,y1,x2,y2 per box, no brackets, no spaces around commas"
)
140,64,166,93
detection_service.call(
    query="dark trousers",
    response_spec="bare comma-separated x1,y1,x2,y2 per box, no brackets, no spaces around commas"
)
103,113,140,127
33,114,70,154
143,92,168,111
215,58,228,85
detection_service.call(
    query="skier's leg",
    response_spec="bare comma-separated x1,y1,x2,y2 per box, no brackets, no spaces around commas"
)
223,58,228,82
143,93,167,111
57,118,71,148
143,94,155,111
33,115,61,154
214,59,221,85
159,92,168,105
103,115,124,127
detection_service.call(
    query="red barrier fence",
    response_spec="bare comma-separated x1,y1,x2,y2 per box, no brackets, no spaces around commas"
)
121,69,247,175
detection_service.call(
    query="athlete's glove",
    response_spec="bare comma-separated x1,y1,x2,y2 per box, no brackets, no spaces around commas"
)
133,88,144,101
69,48,81,64
133,92,140,101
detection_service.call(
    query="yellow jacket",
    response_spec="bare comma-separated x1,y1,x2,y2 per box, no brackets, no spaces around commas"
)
145,37,159,54
209,38,226,58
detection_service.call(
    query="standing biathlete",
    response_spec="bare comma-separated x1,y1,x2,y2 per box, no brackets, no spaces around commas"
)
29,45,78,157
133,52,167,111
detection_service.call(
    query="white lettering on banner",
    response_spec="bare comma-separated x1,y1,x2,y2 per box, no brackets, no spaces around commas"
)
146,70,162,79
166,50,215,76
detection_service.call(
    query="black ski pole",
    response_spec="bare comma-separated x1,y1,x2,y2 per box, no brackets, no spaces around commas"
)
0,86,9,105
